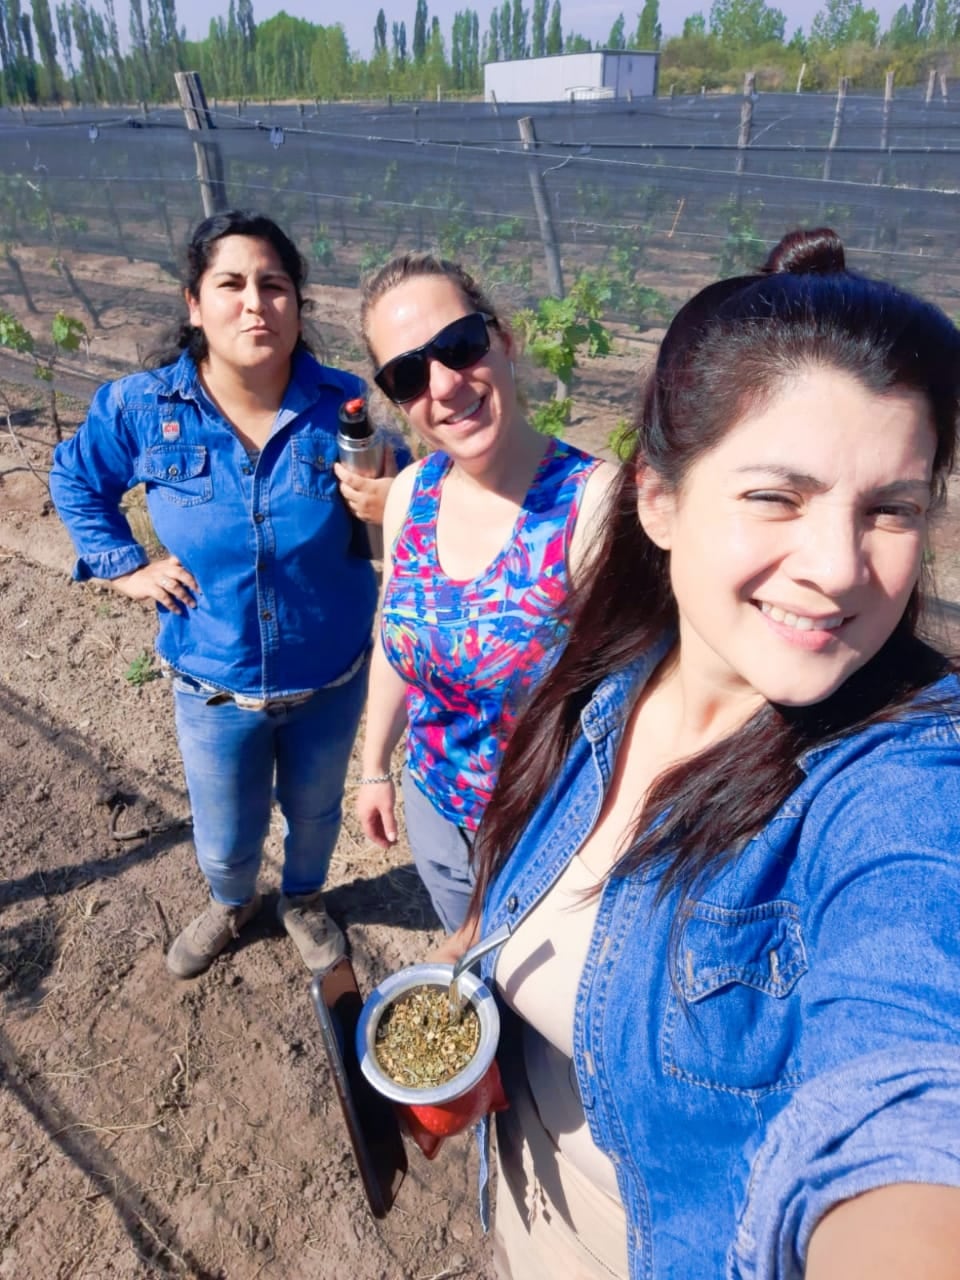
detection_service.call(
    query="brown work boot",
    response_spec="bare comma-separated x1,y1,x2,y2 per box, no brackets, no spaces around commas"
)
277,891,345,972
166,893,262,978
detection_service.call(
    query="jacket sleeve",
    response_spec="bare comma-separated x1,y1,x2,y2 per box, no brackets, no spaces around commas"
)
728,1049,960,1280
729,741,960,1280
49,380,150,581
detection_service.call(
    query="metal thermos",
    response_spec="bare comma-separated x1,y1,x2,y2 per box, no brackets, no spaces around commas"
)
337,396,384,478
337,396,385,560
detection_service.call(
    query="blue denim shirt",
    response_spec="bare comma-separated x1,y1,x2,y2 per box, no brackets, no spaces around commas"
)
480,646,960,1279
50,350,379,697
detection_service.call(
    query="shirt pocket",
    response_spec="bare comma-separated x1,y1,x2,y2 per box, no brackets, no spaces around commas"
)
291,434,338,501
660,900,807,1096
139,445,212,507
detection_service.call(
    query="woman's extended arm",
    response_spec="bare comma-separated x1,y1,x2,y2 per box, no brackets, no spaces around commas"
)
806,1183,960,1280
568,459,620,582
356,462,420,848
729,750,960,1280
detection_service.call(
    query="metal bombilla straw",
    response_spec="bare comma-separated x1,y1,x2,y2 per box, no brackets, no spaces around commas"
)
448,921,513,1023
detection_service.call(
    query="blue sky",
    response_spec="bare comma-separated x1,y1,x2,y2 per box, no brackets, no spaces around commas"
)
181,1,904,52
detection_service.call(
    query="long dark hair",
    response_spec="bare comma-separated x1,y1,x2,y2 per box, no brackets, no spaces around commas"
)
148,209,313,368
471,227,960,916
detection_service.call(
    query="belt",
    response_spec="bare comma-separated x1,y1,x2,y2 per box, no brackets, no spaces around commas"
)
206,689,315,711
161,645,368,710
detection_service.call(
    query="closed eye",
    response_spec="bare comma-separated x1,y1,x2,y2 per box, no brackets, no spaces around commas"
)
743,490,799,509
868,503,925,527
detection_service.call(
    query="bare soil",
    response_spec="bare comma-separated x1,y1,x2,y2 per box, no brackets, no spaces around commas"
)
0,383,498,1280
1,261,958,1280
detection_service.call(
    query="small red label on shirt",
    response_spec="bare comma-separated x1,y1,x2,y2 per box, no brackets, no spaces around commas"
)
161,420,180,441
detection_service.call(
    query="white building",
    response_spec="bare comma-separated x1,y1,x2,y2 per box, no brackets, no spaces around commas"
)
483,50,659,104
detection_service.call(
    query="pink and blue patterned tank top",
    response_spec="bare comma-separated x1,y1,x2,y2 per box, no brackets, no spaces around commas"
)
381,438,600,831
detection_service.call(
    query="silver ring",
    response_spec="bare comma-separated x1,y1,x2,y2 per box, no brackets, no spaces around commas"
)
159,575,173,589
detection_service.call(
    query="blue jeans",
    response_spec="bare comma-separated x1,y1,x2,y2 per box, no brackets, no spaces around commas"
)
172,662,368,906
401,764,475,932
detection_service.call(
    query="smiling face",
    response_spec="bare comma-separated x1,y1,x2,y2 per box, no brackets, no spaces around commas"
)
186,234,301,378
364,273,518,464
638,366,937,709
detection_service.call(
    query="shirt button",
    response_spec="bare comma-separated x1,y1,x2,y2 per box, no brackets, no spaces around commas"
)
506,895,518,912
254,513,265,524
167,465,179,476
257,560,267,571
261,610,272,621
241,464,253,475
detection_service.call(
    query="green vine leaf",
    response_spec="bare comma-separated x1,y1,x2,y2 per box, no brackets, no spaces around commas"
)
0,310,34,354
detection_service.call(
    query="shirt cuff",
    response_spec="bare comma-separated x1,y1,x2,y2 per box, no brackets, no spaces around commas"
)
72,545,149,582
728,1046,960,1280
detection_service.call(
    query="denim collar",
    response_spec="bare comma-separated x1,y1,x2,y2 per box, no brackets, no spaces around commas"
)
158,349,353,424
579,633,674,744
578,641,960,768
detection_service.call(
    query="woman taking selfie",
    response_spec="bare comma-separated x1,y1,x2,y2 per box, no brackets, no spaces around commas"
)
355,253,616,932
51,210,390,979
448,229,960,1278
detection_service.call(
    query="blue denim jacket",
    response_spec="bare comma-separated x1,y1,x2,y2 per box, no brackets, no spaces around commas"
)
50,350,379,697
480,645,960,1279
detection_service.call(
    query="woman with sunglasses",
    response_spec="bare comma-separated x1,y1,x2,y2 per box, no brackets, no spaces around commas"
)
354,253,616,932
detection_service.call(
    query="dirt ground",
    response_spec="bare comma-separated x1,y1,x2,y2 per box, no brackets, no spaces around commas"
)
0,386,498,1280
1,256,959,1280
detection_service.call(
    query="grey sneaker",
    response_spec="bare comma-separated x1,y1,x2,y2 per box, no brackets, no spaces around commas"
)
277,891,345,972
166,893,262,979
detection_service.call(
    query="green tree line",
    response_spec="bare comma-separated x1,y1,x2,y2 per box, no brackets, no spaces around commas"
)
2,0,960,106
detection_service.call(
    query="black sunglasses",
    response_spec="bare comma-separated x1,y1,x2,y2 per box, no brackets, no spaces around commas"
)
373,311,495,404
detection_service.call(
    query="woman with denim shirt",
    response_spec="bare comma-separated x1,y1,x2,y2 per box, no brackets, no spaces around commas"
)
50,211,399,979
440,229,960,1278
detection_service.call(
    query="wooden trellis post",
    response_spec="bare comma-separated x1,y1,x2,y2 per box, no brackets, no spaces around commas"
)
175,71,228,219
822,76,848,182
736,72,755,176
518,115,567,400
876,70,894,186
518,116,565,300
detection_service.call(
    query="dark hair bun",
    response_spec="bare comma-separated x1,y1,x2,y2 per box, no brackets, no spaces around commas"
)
762,227,846,276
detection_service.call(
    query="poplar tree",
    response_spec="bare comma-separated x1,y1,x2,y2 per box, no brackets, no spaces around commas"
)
531,0,546,53
31,0,59,98
71,0,103,100
412,0,427,62
607,12,626,46
128,0,151,93
392,19,406,64
484,6,500,59
511,0,528,56
103,0,125,97
467,7,479,83
546,0,562,52
19,7,38,100
633,0,662,46
55,2,76,99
